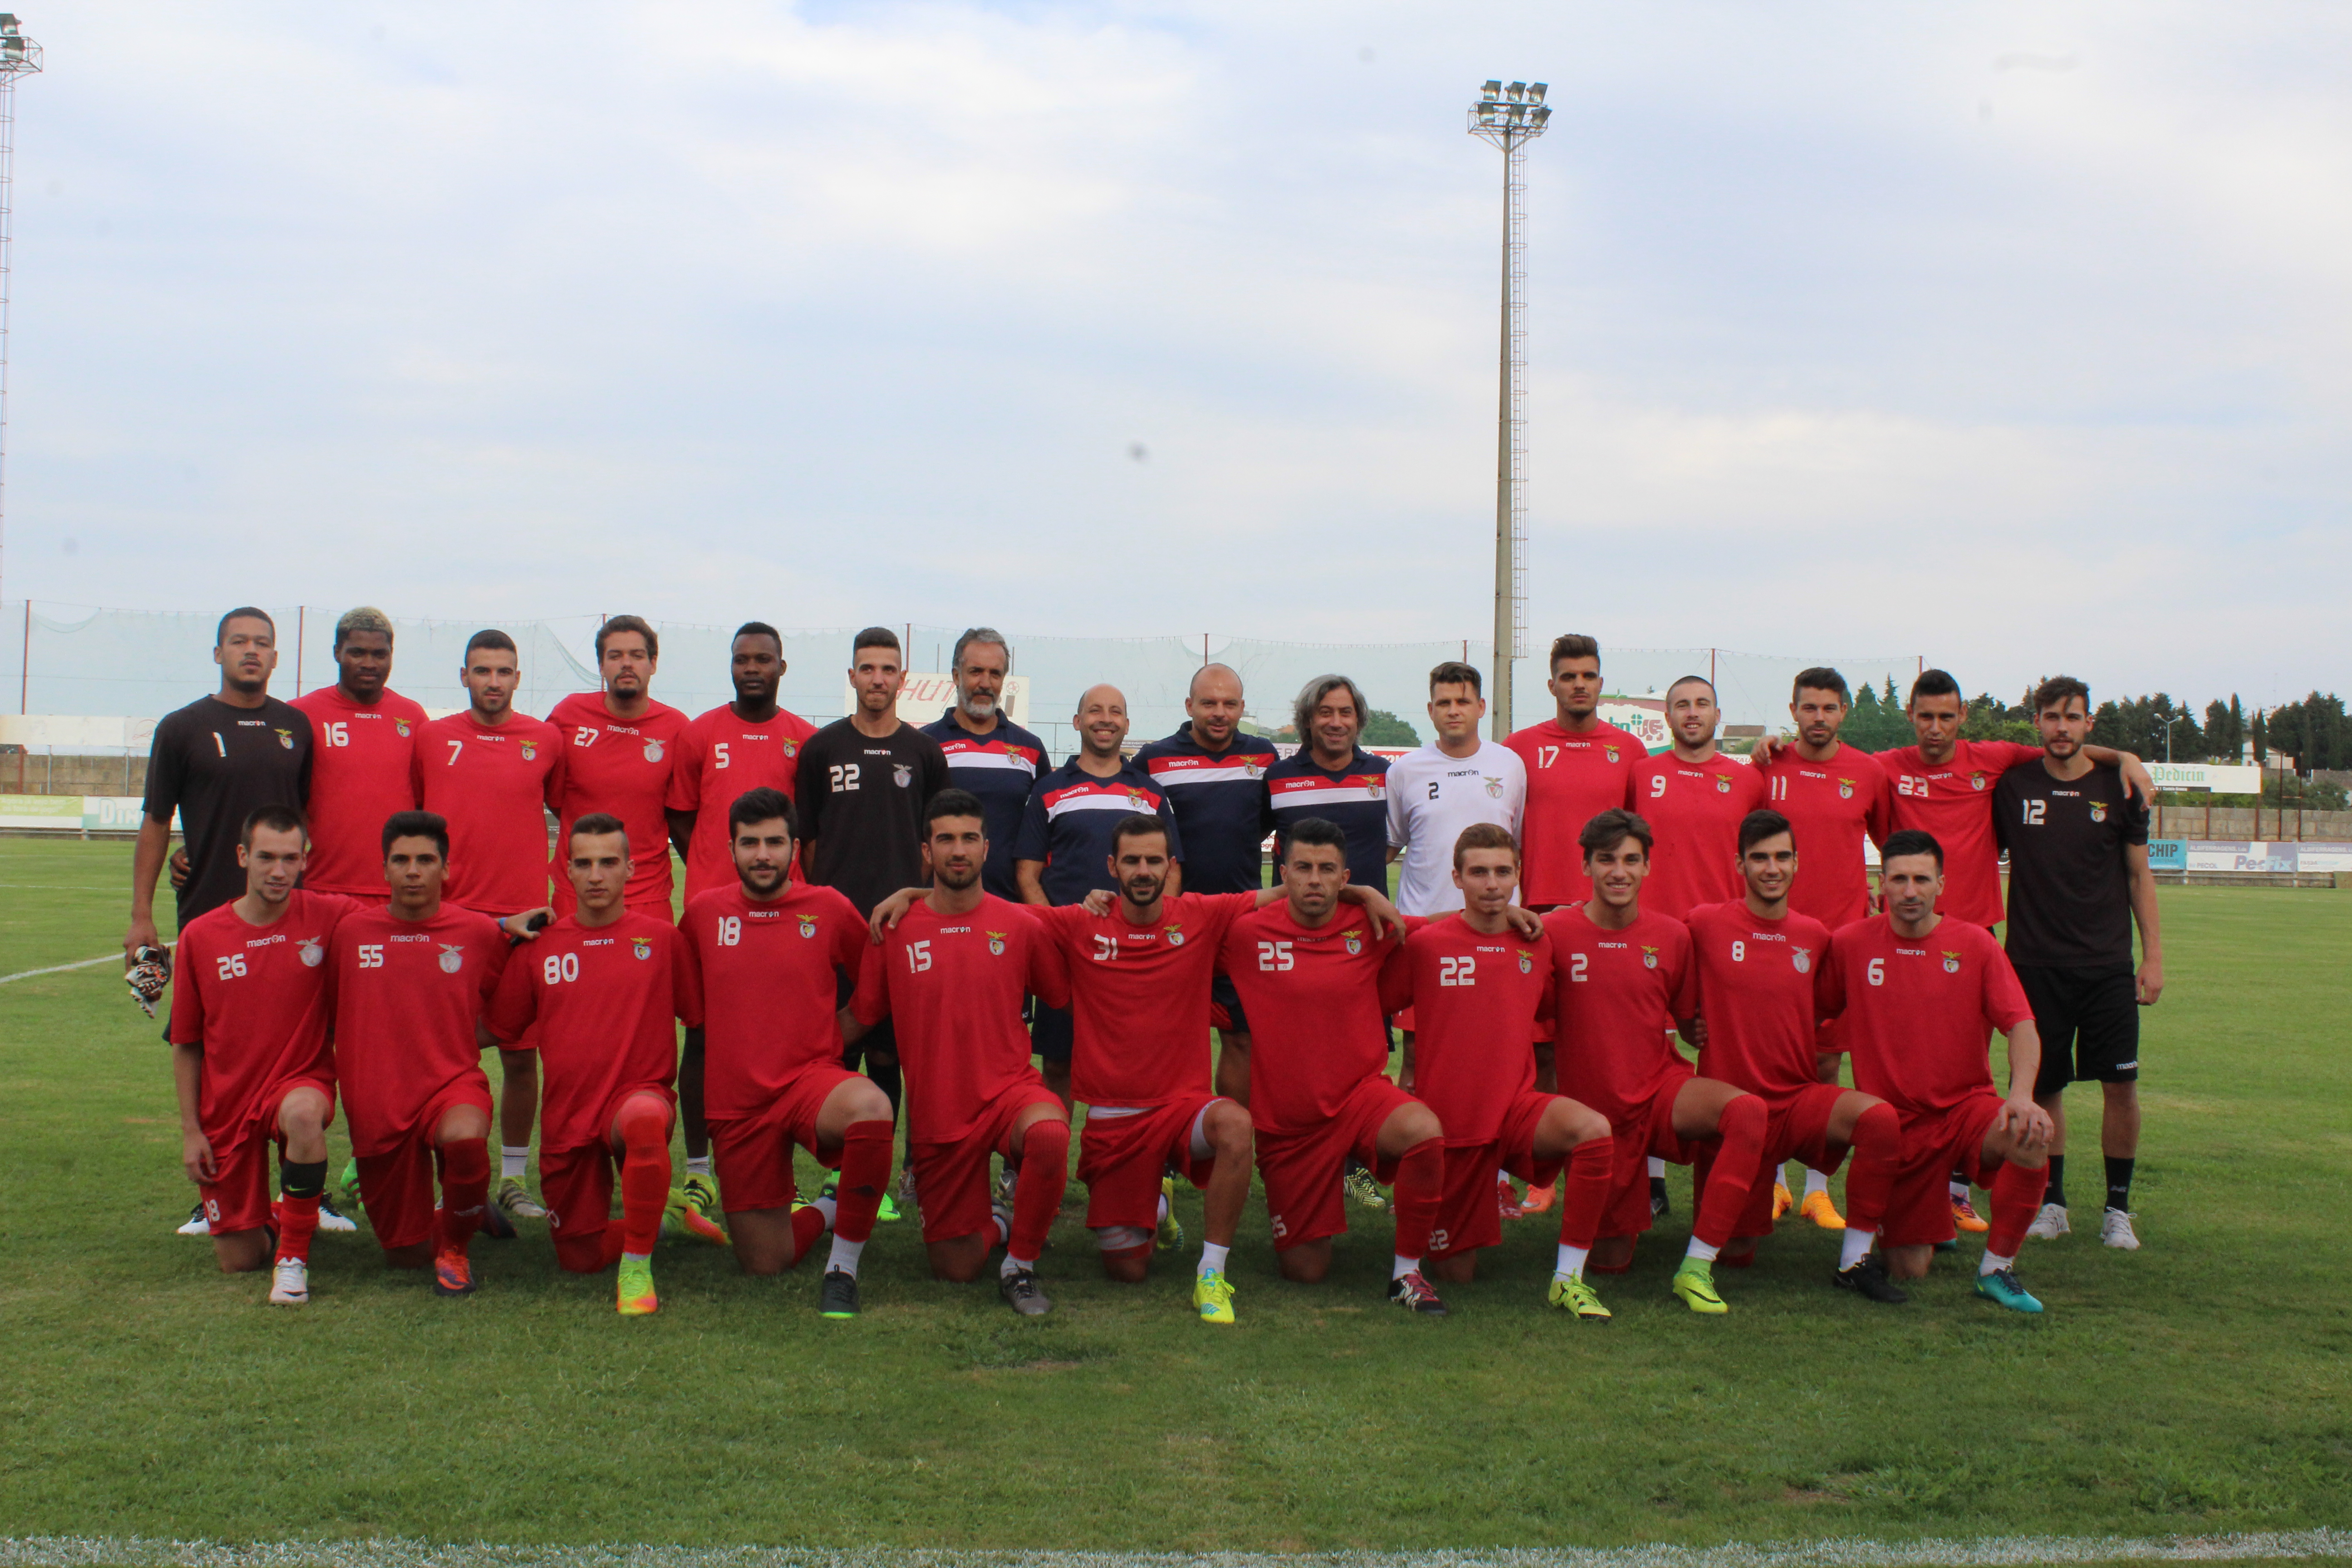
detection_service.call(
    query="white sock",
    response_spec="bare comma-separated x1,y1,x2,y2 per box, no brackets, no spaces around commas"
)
1002,1252,1036,1278
826,1235,865,1276
1980,1249,2015,1277
1199,1242,1230,1277
811,1196,838,1228
500,1146,529,1181
1804,1168,1830,1197
1392,1254,1420,1280
1684,1238,1720,1264
1948,1178,1969,1202
1555,1243,1589,1279
1157,1191,1170,1224
686,1154,714,1181
1839,1229,1877,1270
1647,1156,1666,1179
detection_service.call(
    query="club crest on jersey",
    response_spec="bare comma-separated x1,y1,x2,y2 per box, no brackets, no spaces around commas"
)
1125,789,1150,810
1970,772,1987,791
1605,746,1620,763
1942,951,1961,973
780,739,798,758
1715,774,1732,794
797,914,819,939
894,763,913,789
1641,945,1659,969
1791,947,1813,974
1838,778,1855,799
1343,929,1363,956
1244,759,1264,778
1517,949,1534,975
299,938,324,968
274,728,295,750
394,718,412,738
1484,775,1503,799
632,937,652,960
986,931,1007,956
642,740,664,764
2090,801,2108,823
437,944,466,975
1166,925,1185,947
520,741,538,761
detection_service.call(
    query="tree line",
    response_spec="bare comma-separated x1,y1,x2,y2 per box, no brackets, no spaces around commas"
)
1834,679,2350,775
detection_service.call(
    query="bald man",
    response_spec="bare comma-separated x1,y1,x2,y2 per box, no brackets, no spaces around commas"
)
1015,684,1186,1107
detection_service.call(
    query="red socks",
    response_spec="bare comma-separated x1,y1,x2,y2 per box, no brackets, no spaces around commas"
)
1007,1119,1069,1260
791,1203,828,1262
834,1119,893,1245
616,1095,672,1257
1692,1093,1769,1248
1390,1137,1444,1260
1554,1137,1615,1251
276,1195,320,1265
436,1137,490,1254
1987,1157,2045,1257
1842,1102,1902,1235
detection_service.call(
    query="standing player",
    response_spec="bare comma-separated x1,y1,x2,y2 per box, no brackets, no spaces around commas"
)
1505,635,1644,910
1994,676,2164,1251
664,621,818,1215
1014,683,1184,1109
1222,819,1451,1313
1385,661,1527,917
675,787,894,1318
487,815,716,1316
851,791,1072,1316
1631,675,1766,922
1752,667,1892,1230
1381,824,1617,1318
127,608,315,1235
1134,662,1274,1114
167,807,347,1303
547,615,688,916
289,608,426,902
1686,810,1909,1303
920,627,1047,899
1546,809,1776,1314
1821,831,2054,1312
415,629,566,1223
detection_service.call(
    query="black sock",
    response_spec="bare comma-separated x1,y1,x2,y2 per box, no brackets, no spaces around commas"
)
2104,1156,2134,1213
2043,1154,2067,1208
279,1157,328,1200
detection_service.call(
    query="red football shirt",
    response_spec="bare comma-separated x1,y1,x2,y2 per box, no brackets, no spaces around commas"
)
1822,916,2034,1114
674,882,864,1120
1543,906,1698,1125
1874,739,2043,927
1686,900,1834,1102
851,894,1068,1146
1504,719,1646,907
328,902,510,1156
1378,914,1552,1145
1218,901,1401,1136
1755,743,1893,929
1630,751,1768,920
547,691,691,912
1034,891,1259,1109
167,889,359,1142
486,909,683,1152
289,685,428,897
413,710,564,916
666,702,819,902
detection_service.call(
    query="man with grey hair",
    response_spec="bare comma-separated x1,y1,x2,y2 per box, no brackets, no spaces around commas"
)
921,627,1046,900
1262,674,1393,896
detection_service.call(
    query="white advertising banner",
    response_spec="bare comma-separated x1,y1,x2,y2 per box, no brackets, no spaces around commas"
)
2146,761,2262,794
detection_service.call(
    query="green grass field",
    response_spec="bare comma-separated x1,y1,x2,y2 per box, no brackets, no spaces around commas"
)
2,836,2348,1559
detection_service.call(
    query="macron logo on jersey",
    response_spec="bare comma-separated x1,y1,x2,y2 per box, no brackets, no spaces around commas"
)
1269,773,1386,807
940,739,1041,776
1146,755,1264,787
1042,780,1163,819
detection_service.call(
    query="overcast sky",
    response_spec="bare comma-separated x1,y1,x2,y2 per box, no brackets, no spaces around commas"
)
5,2,2347,713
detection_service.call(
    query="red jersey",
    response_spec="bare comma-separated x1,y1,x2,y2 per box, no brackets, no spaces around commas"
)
851,895,1068,1145
1755,743,1893,929
167,890,359,1141
328,902,510,1156
1822,916,2033,1115
1379,915,1552,1144
1034,891,1259,1109
674,882,864,1120
1630,751,1768,920
1874,740,2043,927
1543,906,1697,1124
666,702,819,902
1504,719,1645,907
1685,900,1833,1102
413,709,564,916
290,685,428,896
547,691,690,911
486,909,683,1151
1219,901,1401,1136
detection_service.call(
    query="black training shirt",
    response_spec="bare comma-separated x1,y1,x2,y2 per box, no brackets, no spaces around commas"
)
142,694,314,927
793,717,949,915
1992,758,2149,968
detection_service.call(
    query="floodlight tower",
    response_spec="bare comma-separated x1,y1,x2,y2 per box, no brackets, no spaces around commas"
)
0,14,39,610
1469,78,1549,739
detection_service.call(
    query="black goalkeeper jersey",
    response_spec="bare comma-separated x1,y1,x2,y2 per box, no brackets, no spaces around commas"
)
1993,758,2148,969
793,717,949,916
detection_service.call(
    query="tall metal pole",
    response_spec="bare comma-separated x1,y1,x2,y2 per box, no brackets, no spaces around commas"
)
0,17,43,614
1491,142,1515,740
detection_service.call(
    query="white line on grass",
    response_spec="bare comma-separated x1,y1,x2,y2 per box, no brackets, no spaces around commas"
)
2,1533,2348,1568
0,952,124,985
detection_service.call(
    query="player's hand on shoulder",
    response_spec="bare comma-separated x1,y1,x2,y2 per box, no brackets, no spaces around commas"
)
1749,735,1785,767
2118,753,2155,803
869,886,926,942
1337,882,1402,940
499,907,555,943
1501,905,1543,940
1081,887,1116,917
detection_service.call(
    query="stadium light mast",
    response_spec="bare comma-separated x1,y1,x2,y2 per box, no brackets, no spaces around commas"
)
1468,78,1549,740
0,15,39,612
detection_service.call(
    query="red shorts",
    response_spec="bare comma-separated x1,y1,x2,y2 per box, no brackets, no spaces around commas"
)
1600,1063,1706,1240
353,1078,494,1251
1078,1095,1225,1232
1882,1091,2007,1248
1254,1075,1421,1252
1696,1082,1850,1241
707,1064,865,1214
541,1087,678,1241
197,1077,337,1235
1431,1091,1563,1258
907,1079,1063,1245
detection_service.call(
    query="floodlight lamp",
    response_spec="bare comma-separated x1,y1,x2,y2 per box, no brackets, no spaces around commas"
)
1483,79,1503,97
1531,105,1552,126
1529,83,1547,103
1508,81,1526,101
0,16,18,35
1508,103,1525,123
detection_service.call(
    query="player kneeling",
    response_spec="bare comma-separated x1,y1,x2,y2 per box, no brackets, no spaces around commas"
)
677,788,895,1318
486,815,719,1316
1820,832,2054,1312
1382,824,1616,1318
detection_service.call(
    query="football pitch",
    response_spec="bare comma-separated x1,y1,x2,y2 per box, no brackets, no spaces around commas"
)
2,838,2347,1563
